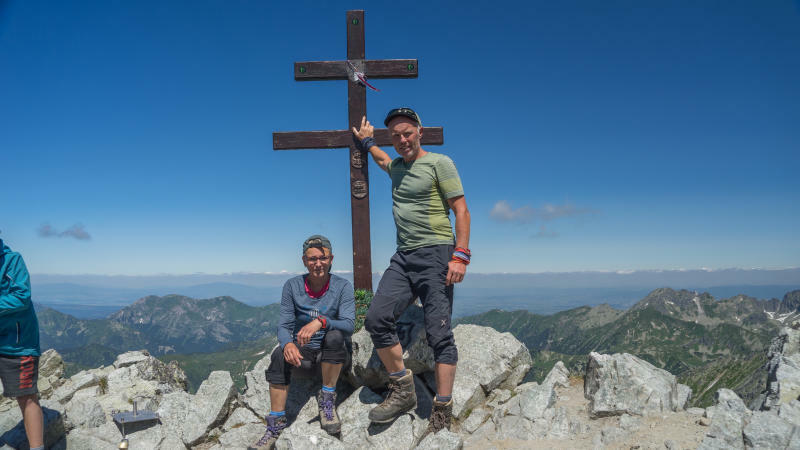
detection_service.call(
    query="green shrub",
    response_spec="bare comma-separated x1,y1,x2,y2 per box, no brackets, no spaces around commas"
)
354,289,374,332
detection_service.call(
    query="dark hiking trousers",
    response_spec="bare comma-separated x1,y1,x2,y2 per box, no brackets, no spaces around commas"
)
266,329,349,385
365,244,458,364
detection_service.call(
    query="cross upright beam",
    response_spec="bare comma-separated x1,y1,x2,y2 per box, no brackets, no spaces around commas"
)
272,10,445,291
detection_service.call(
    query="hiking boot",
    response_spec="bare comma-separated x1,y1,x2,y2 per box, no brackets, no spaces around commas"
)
248,415,287,450
368,369,417,424
317,389,341,435
426,397,454,434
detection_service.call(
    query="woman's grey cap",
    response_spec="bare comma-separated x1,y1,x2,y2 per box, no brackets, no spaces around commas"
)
303,235,332,253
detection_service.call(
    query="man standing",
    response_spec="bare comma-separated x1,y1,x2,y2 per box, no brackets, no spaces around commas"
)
250,235,355,450
352,108,471,433
0,238,44,450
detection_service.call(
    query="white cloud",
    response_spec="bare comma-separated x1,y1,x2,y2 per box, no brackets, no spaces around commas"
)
490,201,597,224
38,223,91,241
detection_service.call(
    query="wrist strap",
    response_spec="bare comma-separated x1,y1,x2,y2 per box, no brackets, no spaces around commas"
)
360,136,376,151
317,316,327,329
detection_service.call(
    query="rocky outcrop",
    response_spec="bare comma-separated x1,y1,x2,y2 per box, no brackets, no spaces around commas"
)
693,325,800,449
584,352,689,417
755,326,800,411
10,323,800,449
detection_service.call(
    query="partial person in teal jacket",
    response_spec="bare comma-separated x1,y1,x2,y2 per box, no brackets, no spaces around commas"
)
0,239,44,450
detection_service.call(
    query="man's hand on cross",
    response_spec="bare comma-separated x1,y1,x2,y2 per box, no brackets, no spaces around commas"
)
352,116,374,141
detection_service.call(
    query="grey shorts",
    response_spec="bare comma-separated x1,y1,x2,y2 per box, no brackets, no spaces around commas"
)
0,354,39,398
364,244,458,364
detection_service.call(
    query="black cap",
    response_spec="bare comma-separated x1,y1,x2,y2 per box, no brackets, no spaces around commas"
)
303,235,332,254
384,107,422,127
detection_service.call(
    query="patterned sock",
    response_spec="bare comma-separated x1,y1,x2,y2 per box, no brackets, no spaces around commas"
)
389,369,407,377
435,394,452,403
269,410,286,417
322,385,335,393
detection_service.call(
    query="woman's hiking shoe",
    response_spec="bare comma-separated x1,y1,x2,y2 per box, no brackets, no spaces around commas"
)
368,369,417,424
248,414,287,450
317,389,341,435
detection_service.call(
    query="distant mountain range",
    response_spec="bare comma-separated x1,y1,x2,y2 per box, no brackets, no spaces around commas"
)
37,294,281,388
31,268,800,319
457,288,800,407
36,287,800,402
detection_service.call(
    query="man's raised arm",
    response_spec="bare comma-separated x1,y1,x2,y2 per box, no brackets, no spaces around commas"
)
352,116,391,172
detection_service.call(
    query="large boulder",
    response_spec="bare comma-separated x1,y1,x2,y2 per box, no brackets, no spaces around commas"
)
37,349,65,397
758,327,800,411
584,352,682,417
158,371,235,446
347,303,435,390
241,351,273,417
698,389,752,450
0,405,65,449
742,411,796,449
449,324,532,419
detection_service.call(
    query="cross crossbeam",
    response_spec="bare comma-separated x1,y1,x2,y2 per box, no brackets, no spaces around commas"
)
272,10,445,291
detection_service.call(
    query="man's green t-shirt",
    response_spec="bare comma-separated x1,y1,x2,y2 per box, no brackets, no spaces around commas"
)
386,152,464,251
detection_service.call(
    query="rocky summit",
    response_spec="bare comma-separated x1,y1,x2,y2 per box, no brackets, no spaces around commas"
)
2,304,800,449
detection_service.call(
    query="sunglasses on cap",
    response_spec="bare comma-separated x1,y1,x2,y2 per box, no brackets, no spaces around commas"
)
384,108,422,127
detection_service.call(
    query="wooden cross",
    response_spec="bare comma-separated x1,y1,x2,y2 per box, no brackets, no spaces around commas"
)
273,10,445,291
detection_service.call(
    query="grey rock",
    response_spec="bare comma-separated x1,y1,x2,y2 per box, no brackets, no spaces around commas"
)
779,399,800,426
51,371,99,404
416,428,463,450
485,389,513,410
241,351,273,417
222,407,261,431
334,385,426,449
698,389,752,450
0,406,64,450
687,407,706,416
461,407,489,434
594,425,627,446
664,439,677,450
66,421,172,449
450,324,532,419
543,361,570,389
584,352,680,417
677,383,692,410
113,350,152,369
462,419,496,448
64,387,106,430
546,405,589,439
275,421,345,449
158,371,235,446
37,349,65,397
515,383,556,421
742,411,794,449
760,327,800,411
217,422,266,449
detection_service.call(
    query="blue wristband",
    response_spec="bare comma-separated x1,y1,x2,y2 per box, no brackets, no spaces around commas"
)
360,136,376,150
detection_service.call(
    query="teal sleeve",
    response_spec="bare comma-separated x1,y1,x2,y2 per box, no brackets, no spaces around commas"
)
0,254,32,318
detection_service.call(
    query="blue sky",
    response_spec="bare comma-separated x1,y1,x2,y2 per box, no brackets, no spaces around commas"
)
1,0,799,275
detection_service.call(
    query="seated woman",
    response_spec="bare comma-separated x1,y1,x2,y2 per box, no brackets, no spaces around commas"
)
250,235,355,450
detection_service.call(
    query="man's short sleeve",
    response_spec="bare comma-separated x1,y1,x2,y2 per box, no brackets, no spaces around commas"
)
435,155,464,199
